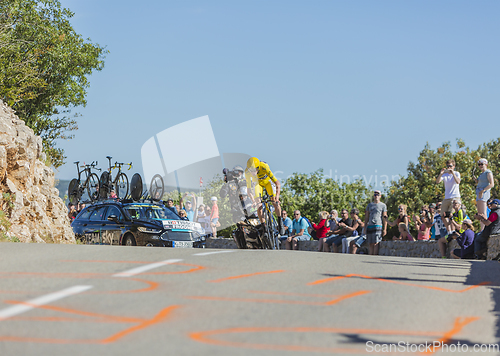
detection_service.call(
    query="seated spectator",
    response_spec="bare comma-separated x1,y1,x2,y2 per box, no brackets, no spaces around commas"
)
285,210,311,250
350,234,366,254
311,211,330,252
413,205,432,241
450,219,475,259
279,210,294,245
392,222,415,241
386,204,409,230
326,210,340,236
438,199,465,257
342,208,364,253
474,198,500,259
323,209,353,253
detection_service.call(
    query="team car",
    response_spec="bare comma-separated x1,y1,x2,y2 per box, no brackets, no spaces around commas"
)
71,200,206,248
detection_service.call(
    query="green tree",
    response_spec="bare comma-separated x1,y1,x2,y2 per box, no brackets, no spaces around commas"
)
280,169,372,222
0,0,107,167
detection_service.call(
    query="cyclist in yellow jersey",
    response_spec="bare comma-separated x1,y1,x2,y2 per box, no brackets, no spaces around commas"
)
246,157,284,234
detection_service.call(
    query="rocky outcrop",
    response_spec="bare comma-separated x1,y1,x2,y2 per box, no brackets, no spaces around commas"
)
0,100,75,243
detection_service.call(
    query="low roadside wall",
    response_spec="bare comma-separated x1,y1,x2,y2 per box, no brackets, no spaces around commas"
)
206,234,500,260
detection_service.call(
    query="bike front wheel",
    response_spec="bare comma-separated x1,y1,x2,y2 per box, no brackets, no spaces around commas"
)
86,173,100,203
115,173,129,199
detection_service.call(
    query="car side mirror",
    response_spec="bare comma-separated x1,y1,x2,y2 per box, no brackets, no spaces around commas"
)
107,215,119,223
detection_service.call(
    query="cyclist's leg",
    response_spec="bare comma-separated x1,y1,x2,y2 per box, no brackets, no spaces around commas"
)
265,182,283,235
254,184,264,223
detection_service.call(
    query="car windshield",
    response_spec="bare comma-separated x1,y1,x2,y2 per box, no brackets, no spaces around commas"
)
123,204,180,220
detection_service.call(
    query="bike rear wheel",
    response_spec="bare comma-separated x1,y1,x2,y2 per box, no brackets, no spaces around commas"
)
68,179,79,205
86,173,100,203
115,173,129,199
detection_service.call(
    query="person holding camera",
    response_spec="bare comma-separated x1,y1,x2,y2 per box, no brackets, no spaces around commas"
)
311,211,330,252
449,219,475,259
475,158,495,231
413,205,432,241
436,159,461,232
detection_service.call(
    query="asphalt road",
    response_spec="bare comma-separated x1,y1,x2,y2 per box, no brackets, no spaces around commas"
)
1,243,500,355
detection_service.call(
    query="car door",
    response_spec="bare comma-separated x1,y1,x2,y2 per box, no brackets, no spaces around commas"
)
102,205,125,245
86,206,108,244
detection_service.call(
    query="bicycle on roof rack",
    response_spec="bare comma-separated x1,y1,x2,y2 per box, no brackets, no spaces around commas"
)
99,156,131,200
68,161,101,205
259,191,280,250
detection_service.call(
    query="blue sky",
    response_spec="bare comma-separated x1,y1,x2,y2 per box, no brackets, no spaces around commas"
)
56,0,500,189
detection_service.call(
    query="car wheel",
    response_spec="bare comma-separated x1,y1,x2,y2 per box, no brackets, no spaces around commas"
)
123,234,137,246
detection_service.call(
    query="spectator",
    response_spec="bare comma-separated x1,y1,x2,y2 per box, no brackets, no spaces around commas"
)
178,210,189,221
392,222,415,241
311,211,330,252
341,208,364,253
475,158,494,231
438,199,465,257
363,190,387,255
286,210,311,250
210,197,219,238
281,210,293,237
474,198,500,259
413,205,432,241
449,219,475,259
180,193,197,221
326,210,340,235
436,159,461,231
77,203,86,213
110,190,117,199
386,204,409,231
430,202,447,240
323,209,353,253
165,198,178,215
68,203,77,221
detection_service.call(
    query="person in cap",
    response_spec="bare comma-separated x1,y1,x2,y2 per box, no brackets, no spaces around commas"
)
363,190,387,255
180,193,197,221
449,219,475,259
165,197,178,215
209,196,219,238
474,198,500,259
475,158,494,231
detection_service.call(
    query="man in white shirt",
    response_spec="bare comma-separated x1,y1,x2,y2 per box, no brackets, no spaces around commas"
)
436,159,461,231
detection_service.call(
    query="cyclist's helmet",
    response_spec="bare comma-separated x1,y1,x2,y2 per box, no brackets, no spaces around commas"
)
247,157,260,170
233,165,244,174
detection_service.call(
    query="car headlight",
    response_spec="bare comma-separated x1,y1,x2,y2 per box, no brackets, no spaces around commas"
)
137,227,162,234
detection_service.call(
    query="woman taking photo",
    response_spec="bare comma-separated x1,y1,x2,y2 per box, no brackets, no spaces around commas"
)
476,158,494,231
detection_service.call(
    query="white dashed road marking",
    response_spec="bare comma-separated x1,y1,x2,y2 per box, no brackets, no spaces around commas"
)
193,251,235,256
0,285,93,321
112,259,183,277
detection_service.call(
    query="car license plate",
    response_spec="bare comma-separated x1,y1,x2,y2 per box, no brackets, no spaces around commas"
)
172,241,193,248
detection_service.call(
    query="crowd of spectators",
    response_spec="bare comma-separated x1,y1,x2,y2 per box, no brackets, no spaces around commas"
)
298,158,500,259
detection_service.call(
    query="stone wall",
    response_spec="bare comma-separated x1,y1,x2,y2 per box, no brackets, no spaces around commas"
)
0,100,75,243
206,234,500,260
